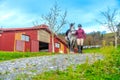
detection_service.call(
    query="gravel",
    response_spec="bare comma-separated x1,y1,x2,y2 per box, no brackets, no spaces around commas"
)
0,53,103,80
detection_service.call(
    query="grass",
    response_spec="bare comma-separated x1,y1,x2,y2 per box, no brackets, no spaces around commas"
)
0,48,100,62
0,51,54,62
84,48,100,53
0,46,120,80
32,46,120,80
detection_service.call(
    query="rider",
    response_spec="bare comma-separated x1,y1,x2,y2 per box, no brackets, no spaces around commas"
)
75,24,86,53
65,23,76,53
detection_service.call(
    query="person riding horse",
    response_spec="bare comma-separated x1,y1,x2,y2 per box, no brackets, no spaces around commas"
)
65,23,76,53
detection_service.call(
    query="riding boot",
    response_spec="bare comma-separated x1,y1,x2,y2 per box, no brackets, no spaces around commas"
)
77,45,81,53
81,46,83,53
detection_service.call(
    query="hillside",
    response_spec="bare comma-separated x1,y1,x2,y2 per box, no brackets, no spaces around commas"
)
58,32,120,46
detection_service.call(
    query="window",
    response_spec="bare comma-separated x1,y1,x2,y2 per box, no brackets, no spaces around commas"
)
55,43,60,48
25,36,29,41
21,34,30,42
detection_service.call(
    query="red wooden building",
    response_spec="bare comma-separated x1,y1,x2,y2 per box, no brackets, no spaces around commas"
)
0,25,68,53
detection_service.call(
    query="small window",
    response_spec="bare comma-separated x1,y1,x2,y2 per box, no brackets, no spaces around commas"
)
21,35,26,41
55,43,60,48
25,36,29,41
21,34,30,42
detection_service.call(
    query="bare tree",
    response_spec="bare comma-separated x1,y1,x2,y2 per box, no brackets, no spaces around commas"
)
91,31,96,45
89,31,102,45
97,8,120,48
117,23,120,38
32,20,39,26
42,2,67,52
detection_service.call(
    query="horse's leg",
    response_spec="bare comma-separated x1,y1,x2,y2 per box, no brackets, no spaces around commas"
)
73,38,76,49
68,41,71,52
73,41,75,48
71,38,75,52
69,38,73,53
71,38,74,47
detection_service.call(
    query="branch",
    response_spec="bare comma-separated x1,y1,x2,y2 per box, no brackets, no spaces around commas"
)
95,19,106,25
98,8,118,33
55,11,67,33
41,1,67,34
32,20,39,26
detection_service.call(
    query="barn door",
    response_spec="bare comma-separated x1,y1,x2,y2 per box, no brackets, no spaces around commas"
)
31,40,39,52
38,30,50,43
16,40,24,52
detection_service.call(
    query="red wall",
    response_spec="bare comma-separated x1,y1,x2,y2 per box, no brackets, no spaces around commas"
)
48,36,68,53
25,30,38,40
64,45,67,53
55,37,68,53
49,36,60,53
49,35,52,52
0,32,15,51
0,30,38,52
54,37,59,53
23,30,38,52
31,40,39,52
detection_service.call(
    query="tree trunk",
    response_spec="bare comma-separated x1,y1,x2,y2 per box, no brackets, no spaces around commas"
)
52,33,55,53
114,33,117,48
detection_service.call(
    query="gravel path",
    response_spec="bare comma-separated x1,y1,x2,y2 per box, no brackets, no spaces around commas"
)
0,53,103,80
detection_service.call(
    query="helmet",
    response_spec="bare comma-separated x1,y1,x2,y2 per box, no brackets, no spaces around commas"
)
78,24,82,27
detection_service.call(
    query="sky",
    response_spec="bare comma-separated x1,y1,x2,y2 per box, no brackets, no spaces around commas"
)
0,0,120,33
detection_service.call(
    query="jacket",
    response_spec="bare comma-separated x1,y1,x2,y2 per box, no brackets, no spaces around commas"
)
75,28,86,39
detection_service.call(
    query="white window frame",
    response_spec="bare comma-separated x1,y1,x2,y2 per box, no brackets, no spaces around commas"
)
21,34,30,42
55,43,60,48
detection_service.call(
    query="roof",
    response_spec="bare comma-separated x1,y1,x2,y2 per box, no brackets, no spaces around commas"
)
55,35,67,46
0,24,50,32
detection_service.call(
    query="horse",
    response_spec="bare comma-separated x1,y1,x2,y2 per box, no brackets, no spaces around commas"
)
66,28,76,53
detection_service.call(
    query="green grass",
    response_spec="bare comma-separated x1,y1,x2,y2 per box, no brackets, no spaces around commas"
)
84,48,100,53
0,47,101,62
32,46,120,80
0,48,100,62
0,51,54,62
0,46,120,80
